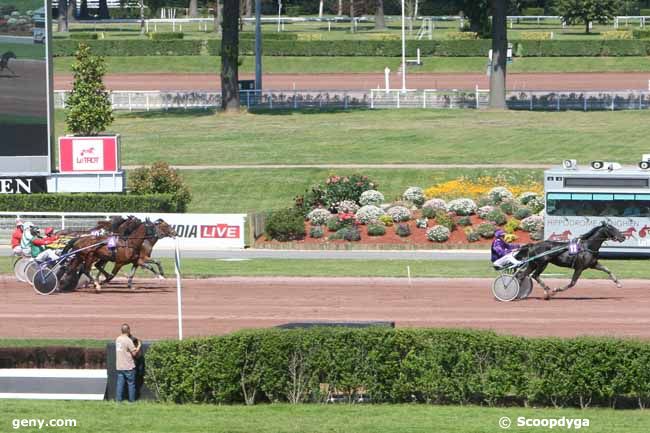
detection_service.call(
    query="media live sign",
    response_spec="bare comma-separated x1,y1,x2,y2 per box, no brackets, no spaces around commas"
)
133,213,246,250
59,136,120,172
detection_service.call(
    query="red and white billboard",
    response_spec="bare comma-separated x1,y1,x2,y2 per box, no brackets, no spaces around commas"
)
58,136,120,173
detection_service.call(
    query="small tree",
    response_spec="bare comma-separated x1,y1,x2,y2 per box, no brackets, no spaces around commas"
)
129,161,192,212
555,0,620,34
65,44,114,136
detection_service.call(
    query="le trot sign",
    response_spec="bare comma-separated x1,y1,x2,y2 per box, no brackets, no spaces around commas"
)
58,136,120,173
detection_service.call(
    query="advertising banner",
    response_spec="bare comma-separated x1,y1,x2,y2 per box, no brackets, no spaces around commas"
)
58,136,120,173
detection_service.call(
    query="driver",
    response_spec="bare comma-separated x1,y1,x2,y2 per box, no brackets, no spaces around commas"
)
11,219,24,255
21,224,60,262
491,229,521,269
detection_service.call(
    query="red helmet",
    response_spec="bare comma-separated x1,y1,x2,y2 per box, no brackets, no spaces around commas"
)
44,227,54,236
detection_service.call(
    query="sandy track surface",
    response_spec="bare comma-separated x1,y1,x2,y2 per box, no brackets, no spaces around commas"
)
1,276,649,340
0,60,47,118
53,72,650,92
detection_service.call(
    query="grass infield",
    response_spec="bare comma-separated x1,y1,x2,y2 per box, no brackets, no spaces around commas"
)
0,401,648,433
53,55,650,74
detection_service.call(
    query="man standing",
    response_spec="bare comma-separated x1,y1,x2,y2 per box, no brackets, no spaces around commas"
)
115,323,141,402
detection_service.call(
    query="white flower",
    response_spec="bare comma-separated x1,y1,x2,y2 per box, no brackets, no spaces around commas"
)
423,198,447,213
403,186,425,206
488,187,514,204
307,208,331,225
477,205,495,219
335,200,360,214
426,225,450,242
447,198,477,216
387,205,411,222
521,215,544,233
355,205,385,225
359,190,384,206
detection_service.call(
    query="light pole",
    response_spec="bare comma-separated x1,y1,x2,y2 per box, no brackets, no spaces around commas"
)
277,0,282,32
255,0,262,92
401,0,406,91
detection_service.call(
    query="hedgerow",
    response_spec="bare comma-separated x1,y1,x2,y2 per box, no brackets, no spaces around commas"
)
145,328,650,408
0,193,179,212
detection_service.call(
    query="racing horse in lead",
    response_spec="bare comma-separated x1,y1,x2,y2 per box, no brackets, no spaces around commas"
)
516,222,626,299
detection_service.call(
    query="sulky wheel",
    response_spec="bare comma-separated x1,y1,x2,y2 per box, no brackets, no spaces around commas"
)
14,258,31,283
25,261,40,286
492,274,520,302
516,276,534,300
32,266,59,295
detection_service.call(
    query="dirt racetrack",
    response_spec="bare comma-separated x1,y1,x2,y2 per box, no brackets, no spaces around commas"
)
1,59,47,118
54,72,650,92
2,276,650,340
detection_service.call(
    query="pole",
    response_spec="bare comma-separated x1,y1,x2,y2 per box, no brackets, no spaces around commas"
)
174,239,183,340
401,0,406,91
384,67,390,93
255,0,262,92
277,0,282,32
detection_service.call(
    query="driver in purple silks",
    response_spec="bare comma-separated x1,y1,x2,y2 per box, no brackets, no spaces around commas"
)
491,229,522,269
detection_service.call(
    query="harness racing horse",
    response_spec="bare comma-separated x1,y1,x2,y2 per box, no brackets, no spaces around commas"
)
515,222,626,300
0,51,16,76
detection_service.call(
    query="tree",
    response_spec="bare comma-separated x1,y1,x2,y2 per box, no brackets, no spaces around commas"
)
189,0,198,17
79,0,89,19
213,0,222,32
318,0,324,18
221,0,240,112
129,161,192,212
58,0,68,32
65,44,114,136
245,0,252,18
67,0,77,22
139,0,145,35
350,0,354,31
459,0,490,37
555,0,620,34
375,0,385,30
98,0,110,19
489,0,507,109
338,0,343,16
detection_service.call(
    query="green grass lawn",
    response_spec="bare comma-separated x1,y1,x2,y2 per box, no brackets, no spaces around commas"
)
0,401,648,433
53,55,650,74
0,338,107,348
54,109,650,166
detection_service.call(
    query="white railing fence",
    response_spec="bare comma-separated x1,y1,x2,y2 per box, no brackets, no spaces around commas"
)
0,212,119,243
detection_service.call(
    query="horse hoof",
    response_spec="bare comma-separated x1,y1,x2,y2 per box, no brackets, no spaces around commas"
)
543,290,551,300
616,283,623,288
157,275,165,280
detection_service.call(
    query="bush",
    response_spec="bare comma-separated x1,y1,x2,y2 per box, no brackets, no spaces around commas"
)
0,346,105,369
265,208,306,241
129,161,192,212
434,211,456,232
477,223,496,239
519,192,545,213
477,205,495,219
415,218,428,229
421,206,436,219
486,209,507,225
530,230,544,241
504,219,521,234
378,214,394,227
69,32,99,40
426,225,450,242
309,226,324,239
326,216,342,232
447,198,477,216
603,31,632,40
367,224,386,237
359,190,384,206
240,32,297,41
307,208,331,225
522,7,544,15
521,215,544,233
464,227,481,242
514,206,532,220
519,31,552,40
499,200,518,215
457,216,472,227
423,198,447,213
331,227,361,242
148,32,184,40
0,193,179,212
53,39,204,57
395,223,411,237
355,205,385,225
387,206,411,222
65,43,113,136
295,174,377,212
403,186,425,206
488,187,514,204
334,200,360,214
446,32,478,40
633,28,650,39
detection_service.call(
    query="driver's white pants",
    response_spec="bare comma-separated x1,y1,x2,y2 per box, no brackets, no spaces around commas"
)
35,249,59,263
493,252,521,269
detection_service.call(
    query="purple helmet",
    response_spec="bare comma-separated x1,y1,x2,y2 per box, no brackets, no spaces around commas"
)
495,229,505,238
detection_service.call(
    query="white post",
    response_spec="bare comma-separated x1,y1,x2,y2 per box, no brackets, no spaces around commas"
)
647,79,650,91
174,239,183,340
416,48,421,65
401,0,406,91
384,67,390,93
475,84,479,109
173,19,176,32
277,0,282,32
407,266,412,286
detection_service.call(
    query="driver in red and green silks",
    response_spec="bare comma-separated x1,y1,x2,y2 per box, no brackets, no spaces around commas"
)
21,224,60,262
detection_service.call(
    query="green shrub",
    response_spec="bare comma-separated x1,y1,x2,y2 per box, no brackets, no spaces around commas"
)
464,227,481,242
602,30,632,40
477,223,496,238
395,223,411,237
445,32,478,40
499,200,518,215
265,208,306,241
69,32,99,40
367,224,386,237
519,31,552,40
421,206,436,219
344,227,362,242
514,206,532,220
426,225,450,242
326,216,342,232
522,7,544,15
641,9,650,16
486,209,507,225
309,226,324,239
378,214,394,227
434,211,456,232
240,32,297,40
53,39,204,57
148,32,184,40
147,328,650,407
504,218,521,234
129,161,192,212
0,193,179,212
633,28,650,39
458,216,472,227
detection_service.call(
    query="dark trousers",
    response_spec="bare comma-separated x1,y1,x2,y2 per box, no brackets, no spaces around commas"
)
116,369,136,402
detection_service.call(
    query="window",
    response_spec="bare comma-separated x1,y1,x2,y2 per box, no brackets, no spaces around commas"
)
546,193,650,217
564,177,649,188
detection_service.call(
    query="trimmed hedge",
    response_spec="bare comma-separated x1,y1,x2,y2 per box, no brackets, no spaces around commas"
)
69,32,99,40
52,40,203,57
146,328,650,408
0,193,180,212
516,39,650,56
240,32,298,41
149,32,184,40
0,347,105,368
